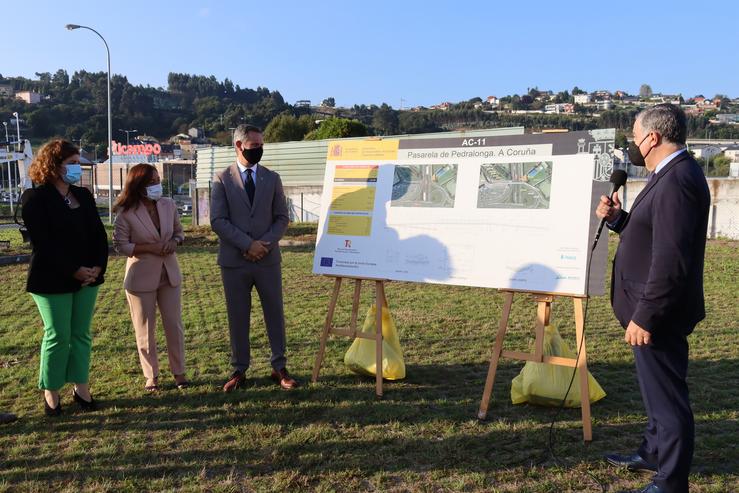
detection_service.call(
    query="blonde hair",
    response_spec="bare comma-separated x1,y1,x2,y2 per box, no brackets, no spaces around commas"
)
28,139,79,184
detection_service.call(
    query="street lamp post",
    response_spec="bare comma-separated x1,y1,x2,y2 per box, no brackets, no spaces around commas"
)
119,128,137,147
12,112,20,151
10,112,20,213
66,24,113,223
2,121,9,212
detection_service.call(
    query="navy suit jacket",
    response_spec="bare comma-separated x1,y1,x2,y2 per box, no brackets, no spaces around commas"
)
608,151,710,335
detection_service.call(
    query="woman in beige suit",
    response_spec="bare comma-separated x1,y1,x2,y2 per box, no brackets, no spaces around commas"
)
113,163,188,391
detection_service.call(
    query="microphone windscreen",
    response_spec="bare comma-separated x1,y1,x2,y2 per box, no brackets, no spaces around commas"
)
610,169,628,187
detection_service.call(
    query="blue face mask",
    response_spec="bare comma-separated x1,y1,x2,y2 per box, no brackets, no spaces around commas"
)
62,163,83,184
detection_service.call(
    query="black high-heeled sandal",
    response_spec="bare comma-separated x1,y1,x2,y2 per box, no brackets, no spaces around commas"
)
44,398,62,417
174,375,190,389
145,377,159,392
72,389,98,411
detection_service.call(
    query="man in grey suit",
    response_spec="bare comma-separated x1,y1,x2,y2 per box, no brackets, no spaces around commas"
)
210,124,298,391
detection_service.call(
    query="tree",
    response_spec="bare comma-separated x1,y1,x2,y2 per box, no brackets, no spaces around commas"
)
553,90,571,104
305,118,367,140
709,154,731,176
264,113,315,142
639,84,653,98
371,103,399,135
572,86,586,95
321,97,335,108
614,131,628,149
713,94,731,109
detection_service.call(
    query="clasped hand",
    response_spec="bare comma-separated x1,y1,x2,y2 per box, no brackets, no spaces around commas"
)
73,266,101,286
243,240,270,262
144,240,178,256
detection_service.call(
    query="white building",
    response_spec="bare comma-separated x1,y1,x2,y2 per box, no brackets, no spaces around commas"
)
690,145,723,160
16,91,42,104
574,93,591,104
716,114,739,124
723,145,739,162
544,103,574,114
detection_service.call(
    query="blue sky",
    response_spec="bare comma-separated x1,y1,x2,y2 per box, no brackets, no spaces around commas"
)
7,0,738,108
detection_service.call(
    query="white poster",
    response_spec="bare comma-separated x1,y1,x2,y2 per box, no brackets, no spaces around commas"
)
313,130,614,296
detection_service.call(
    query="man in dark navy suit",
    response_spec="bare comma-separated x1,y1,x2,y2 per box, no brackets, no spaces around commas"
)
596,104,710,493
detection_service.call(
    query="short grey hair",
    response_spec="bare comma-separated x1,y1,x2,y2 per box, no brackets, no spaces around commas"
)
637,103,687,145
233,124,262,145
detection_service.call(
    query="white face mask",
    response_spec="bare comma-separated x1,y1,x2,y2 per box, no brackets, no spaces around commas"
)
145,184,163,201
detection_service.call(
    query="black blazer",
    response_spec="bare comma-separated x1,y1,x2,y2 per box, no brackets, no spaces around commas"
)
608,151,710,335
22,184,109,294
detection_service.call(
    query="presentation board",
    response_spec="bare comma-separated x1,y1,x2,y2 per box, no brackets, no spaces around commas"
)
312,130,615,296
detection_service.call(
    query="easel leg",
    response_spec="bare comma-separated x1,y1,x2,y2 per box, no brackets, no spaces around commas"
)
349,279,362,337
312,277,342,383
574,297,592,442
478,291,514,420
533,298,549,362
375,280,385,398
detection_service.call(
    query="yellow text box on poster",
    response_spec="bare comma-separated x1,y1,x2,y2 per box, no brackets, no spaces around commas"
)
328,215,372,236
334,165,378,181
327,139,399,161
330,186,376,211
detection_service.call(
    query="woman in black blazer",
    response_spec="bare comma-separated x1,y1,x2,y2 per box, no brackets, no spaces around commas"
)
22,139,108,416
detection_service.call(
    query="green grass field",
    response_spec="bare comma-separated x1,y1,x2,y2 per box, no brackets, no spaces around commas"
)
0,226,736,492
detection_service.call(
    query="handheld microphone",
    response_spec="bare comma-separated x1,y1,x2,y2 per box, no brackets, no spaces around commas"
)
591,169,628,251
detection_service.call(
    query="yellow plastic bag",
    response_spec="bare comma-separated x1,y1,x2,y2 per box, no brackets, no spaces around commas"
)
344,304,406,380
511,325,606,407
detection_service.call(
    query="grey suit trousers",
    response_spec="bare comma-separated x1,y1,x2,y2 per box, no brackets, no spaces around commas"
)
221,261,286,372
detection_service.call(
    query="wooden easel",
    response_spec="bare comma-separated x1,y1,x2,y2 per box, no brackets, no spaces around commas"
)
477,289,593,442
311,276,389,397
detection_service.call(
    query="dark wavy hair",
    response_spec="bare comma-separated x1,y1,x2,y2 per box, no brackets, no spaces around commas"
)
28,139,79,184
114,163,157,212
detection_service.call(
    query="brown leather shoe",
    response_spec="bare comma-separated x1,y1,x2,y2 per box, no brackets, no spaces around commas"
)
271,368,299,390
223,370,245,393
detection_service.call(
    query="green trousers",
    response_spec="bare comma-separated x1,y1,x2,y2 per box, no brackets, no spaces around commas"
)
31,286,100,391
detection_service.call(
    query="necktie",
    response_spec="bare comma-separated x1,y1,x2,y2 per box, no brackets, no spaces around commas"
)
245,168,255,203
647,172,655,183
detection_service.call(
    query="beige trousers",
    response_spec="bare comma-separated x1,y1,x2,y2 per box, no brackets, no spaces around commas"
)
125,270,185,379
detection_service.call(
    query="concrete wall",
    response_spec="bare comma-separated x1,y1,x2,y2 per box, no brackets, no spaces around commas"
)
622,177,739,239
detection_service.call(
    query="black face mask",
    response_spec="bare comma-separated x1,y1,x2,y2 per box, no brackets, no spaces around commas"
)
242,146,263,165
627,134,652,167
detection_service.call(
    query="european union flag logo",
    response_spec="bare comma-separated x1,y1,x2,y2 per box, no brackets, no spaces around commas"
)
320,257,333,267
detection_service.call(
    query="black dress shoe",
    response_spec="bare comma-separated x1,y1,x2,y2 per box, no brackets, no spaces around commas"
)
0,412,18,424
44,399,62,417
73,389,98,411
616,482,665,493
605,453,657,473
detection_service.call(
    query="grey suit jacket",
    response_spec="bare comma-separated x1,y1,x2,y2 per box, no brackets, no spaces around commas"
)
210,163,290,267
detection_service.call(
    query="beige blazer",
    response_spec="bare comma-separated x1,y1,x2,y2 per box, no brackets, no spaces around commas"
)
113,197,184,292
